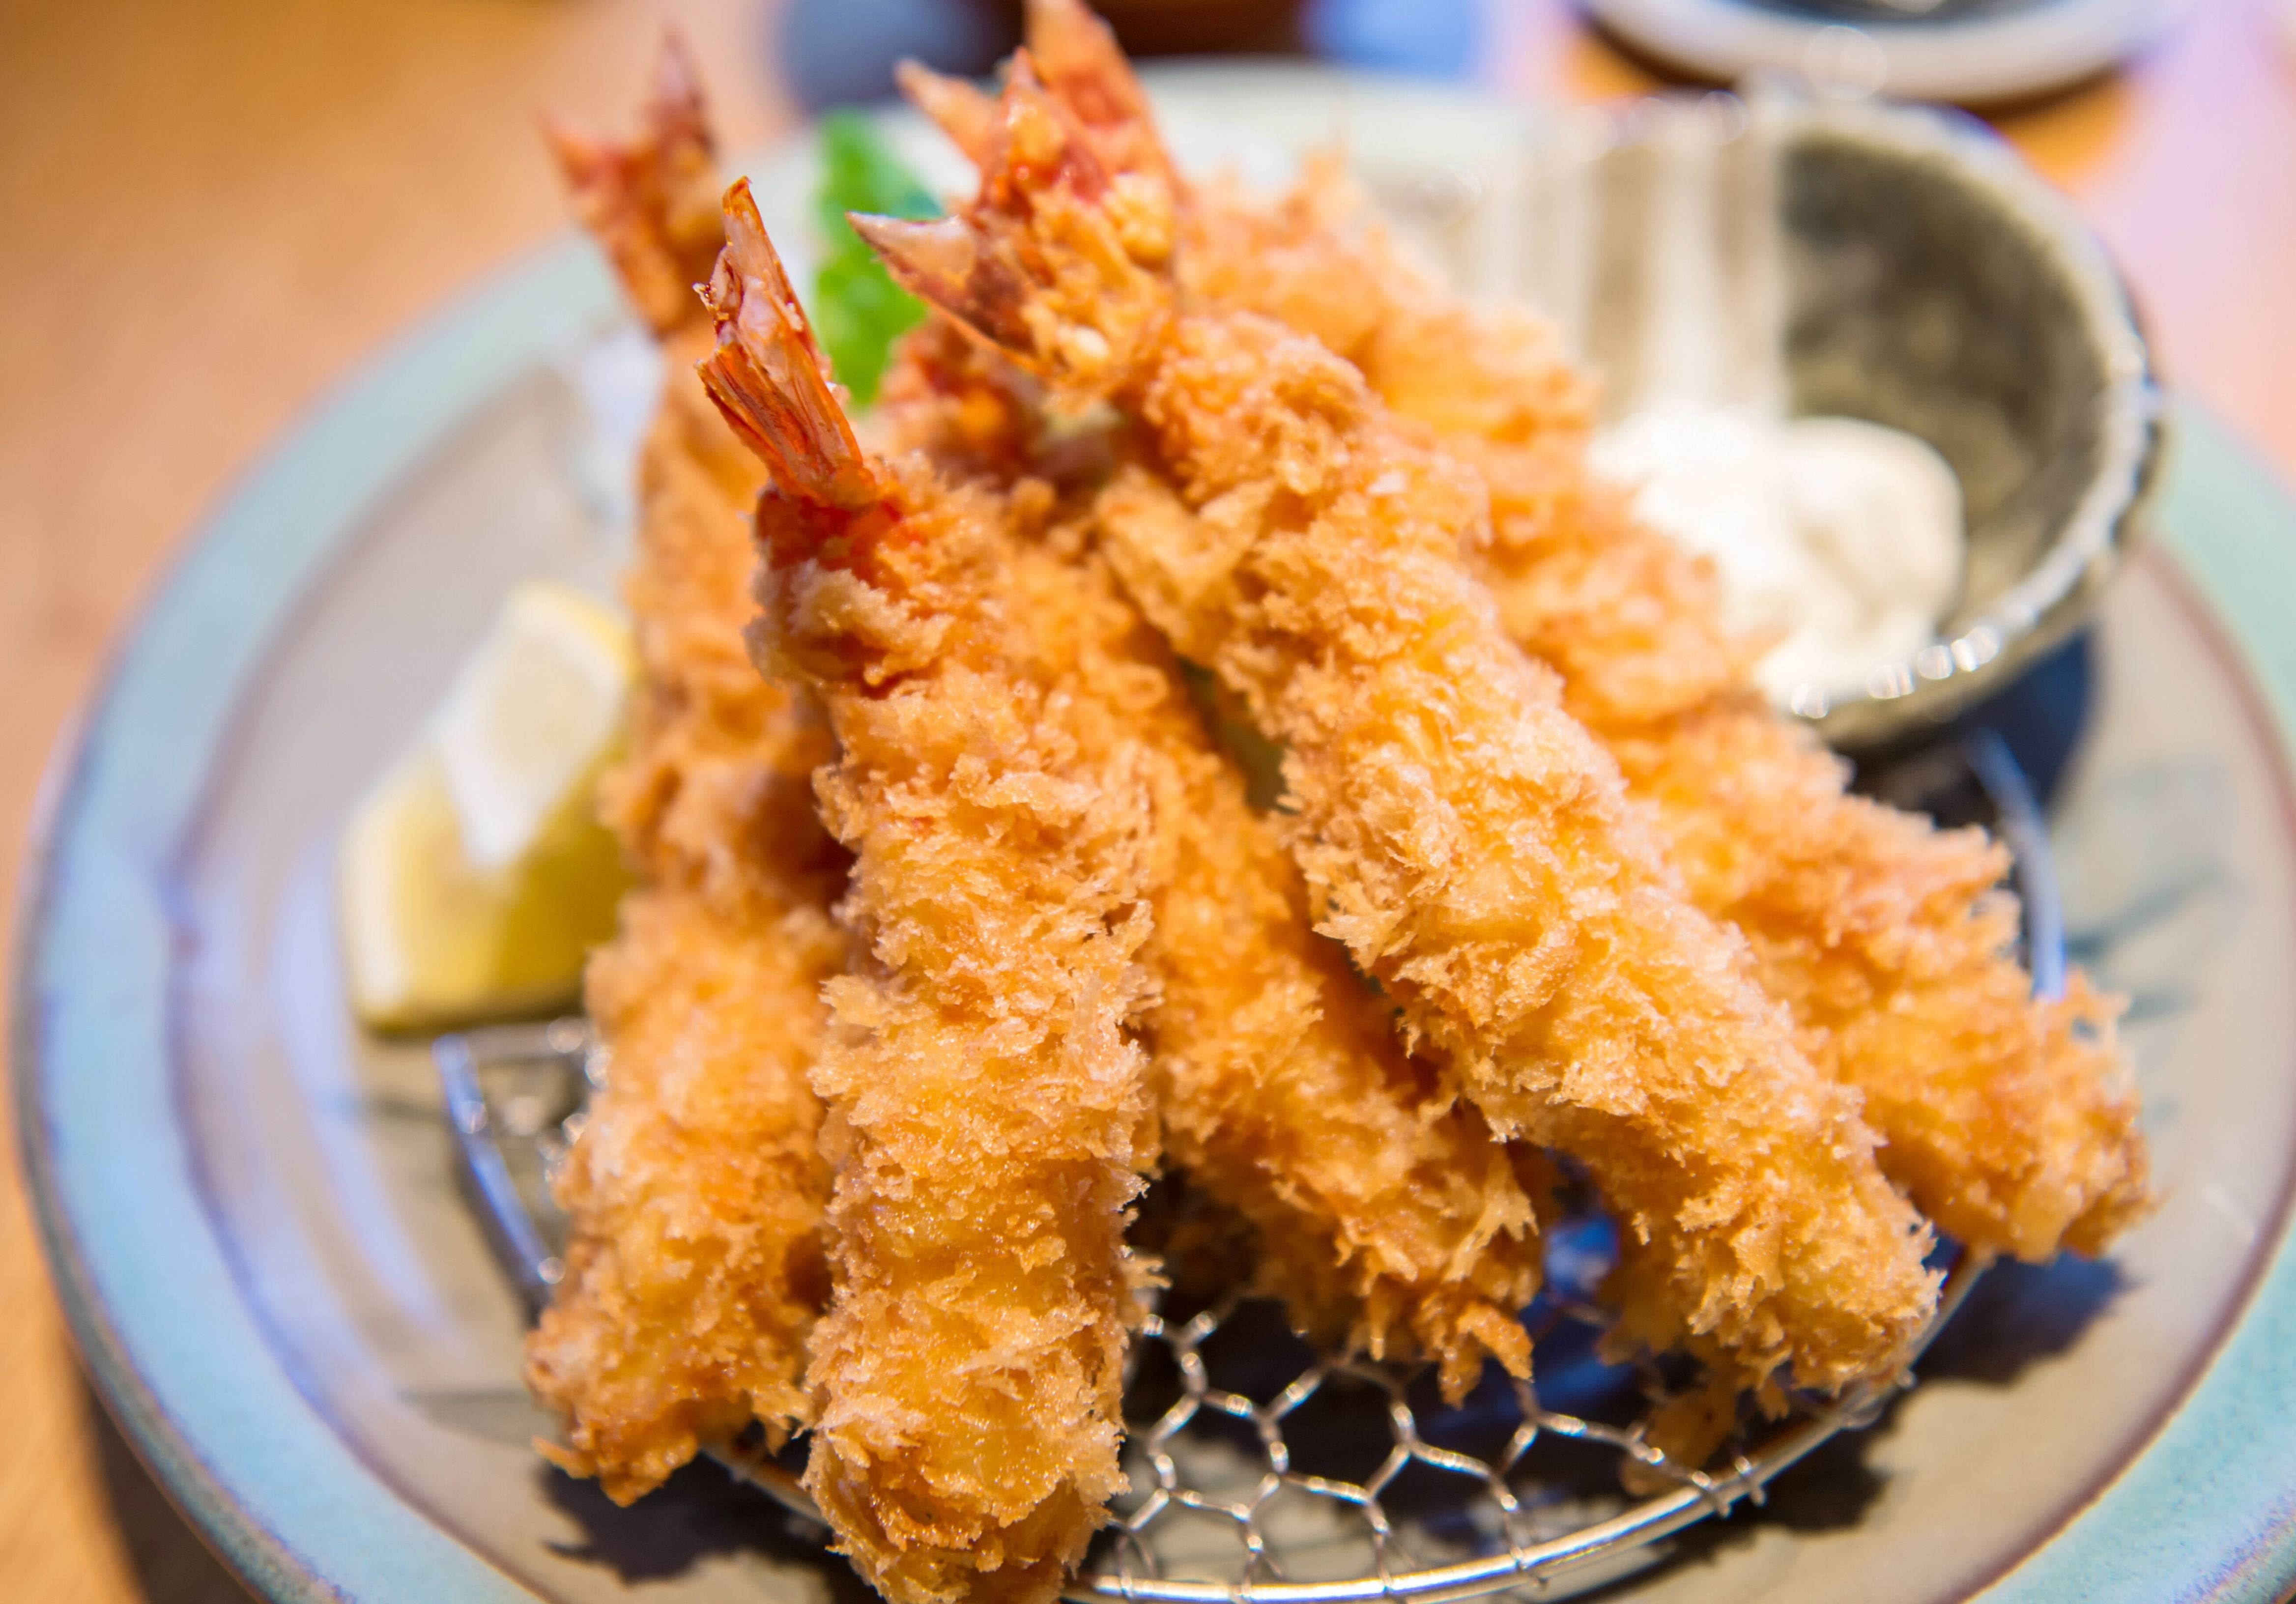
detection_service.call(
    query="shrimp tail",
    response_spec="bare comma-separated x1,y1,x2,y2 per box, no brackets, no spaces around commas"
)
856,53,1175,405
546,33,725,335
894,60,998,167
896,0,1173,183
696,181,881,515
1023,0,1177,186
847,212,1040,357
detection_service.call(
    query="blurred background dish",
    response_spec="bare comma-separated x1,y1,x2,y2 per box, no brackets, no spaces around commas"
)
775,0,2193,110
1580,0,2193,106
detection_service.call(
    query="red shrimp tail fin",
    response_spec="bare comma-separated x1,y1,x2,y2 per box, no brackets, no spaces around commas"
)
895,61,998,167
697,180,881,513
644,32,709,145
1025,0,1176,186
859,55,1174,405
849,212,1038,357
899,4,1172,185
546,34,724,335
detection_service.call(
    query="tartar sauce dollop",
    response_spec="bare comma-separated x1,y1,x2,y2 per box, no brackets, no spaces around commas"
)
1589,402,1964,707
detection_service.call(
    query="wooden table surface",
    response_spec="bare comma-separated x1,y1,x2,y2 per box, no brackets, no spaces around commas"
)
1,0,2290,1598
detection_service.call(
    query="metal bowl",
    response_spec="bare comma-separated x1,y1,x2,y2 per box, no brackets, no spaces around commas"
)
1395,88,2162,750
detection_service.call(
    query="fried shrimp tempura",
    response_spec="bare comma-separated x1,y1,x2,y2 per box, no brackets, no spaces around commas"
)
968,1,2148,1266
861,67,1938,1393
882,319,1548,1401
1127,751,1549,1398
701,182,1157,1604
1175,160,2150,1264
523,48,847,1501
1626,712,2150,1259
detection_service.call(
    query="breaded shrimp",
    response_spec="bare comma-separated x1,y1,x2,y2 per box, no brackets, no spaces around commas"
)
1126,745,1550,1397
881,310,1549,1400
546,38,730,340
973,13,2148,1265
523,47,847,1502
700,181,1155,1604
1018,491,1549,1397
1177,162,2149,1262
860,69,1938,1393
535,878,844,1498
1620,708,2149,1259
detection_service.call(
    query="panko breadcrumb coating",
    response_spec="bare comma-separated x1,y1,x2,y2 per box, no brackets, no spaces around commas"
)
1180,160,2150,1264
702,182,1155,1604
535,880,843,1496
882,318,1549,1399
998,0,2146,1269
862,67,1938,1393
524,47,847,1502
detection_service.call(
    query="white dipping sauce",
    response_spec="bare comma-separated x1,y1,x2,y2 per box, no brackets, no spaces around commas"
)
1590,401,1965,706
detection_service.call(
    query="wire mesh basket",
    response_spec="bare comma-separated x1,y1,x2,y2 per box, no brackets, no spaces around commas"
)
440,732,2052,1603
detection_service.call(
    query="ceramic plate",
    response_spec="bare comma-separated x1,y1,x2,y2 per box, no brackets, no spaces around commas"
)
17,66,2296,1604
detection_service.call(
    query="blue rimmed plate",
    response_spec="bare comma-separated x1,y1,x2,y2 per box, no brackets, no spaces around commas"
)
16,66,2296,1604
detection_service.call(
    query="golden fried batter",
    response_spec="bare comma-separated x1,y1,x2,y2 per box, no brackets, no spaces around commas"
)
882,318,1548,1399
864,69,1938,1393
533,879,842,1498
1183,166,2149,1261
1621,708,2149,1258
702,183,1154,1604
524,49,846,1502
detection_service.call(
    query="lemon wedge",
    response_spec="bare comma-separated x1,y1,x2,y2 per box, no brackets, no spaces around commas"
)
340,582,636,1032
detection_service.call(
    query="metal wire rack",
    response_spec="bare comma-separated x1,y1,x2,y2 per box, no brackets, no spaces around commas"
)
439,734,2051,1603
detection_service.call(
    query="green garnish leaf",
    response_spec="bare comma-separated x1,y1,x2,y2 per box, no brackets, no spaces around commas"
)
812,110,942,408
816,109,940,236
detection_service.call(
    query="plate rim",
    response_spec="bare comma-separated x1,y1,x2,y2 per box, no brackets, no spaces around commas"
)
14,68,2296,1604
12,228,620,1604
